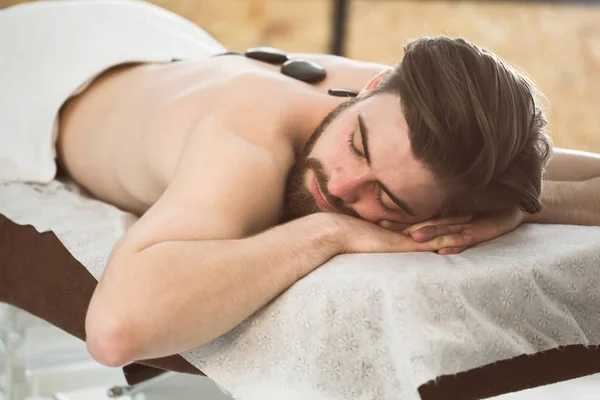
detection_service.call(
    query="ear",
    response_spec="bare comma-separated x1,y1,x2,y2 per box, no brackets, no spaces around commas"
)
357,68,393,98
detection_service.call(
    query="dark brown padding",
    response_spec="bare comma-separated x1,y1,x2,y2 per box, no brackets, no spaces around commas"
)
419,344,600,399
0,213,202,385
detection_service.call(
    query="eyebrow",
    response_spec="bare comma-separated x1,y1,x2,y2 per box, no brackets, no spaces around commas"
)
357,113,416,217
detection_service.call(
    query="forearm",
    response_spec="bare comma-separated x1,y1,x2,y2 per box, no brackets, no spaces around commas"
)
524,177,600,225
86,213,342,365
544,148,600,181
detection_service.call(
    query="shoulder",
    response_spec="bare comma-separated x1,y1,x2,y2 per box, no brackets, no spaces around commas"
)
289,53,390,72
169,117,293,232
288,53,391,91
115,121,293,254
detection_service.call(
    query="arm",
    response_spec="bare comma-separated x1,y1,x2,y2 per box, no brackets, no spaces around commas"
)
523,177,600,225
525,147,600,225
87,211,341,367
394,148,600,254
544,147,600,182
85,127,317,366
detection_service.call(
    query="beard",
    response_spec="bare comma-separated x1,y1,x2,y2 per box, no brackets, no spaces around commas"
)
280,98,360,223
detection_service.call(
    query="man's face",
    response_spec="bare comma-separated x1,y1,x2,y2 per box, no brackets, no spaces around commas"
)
282,93,448,228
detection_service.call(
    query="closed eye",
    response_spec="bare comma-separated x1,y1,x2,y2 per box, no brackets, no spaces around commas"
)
347,128,399,214
376,190,396,213
347,129,363,158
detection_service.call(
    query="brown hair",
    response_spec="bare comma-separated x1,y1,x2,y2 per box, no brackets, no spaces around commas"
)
373,36,552,216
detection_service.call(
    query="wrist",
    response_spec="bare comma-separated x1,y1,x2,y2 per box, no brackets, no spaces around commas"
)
278,213,346,280
305,212,347,255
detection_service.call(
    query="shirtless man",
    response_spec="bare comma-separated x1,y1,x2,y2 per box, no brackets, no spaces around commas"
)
55,31,600,368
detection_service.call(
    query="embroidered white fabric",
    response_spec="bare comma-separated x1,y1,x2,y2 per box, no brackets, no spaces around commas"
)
1,179,599,400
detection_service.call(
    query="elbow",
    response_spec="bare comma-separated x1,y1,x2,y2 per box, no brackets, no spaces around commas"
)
85,306,139,368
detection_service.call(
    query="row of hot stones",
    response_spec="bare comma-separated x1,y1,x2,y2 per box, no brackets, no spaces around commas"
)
173,46,359,97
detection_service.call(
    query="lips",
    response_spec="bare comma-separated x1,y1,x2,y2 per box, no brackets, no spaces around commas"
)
311,174,335,212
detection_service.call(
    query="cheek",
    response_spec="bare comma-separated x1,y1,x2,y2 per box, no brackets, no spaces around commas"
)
311,129,348,164
331,127,357,162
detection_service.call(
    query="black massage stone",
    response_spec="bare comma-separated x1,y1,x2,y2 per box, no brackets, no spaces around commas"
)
281,59,327,83
244,46,289,64
327,88,359,97
218,51,245,57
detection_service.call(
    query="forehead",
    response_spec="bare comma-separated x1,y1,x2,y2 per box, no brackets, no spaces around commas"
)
354,94,446,217
355,93,410,158
354,93,417,174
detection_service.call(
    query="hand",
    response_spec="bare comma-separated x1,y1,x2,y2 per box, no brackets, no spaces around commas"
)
381,207,525,255
328,213,472,254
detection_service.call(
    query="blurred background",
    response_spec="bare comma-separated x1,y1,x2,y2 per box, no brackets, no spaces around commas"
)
2,0,600,153
1,2,600,398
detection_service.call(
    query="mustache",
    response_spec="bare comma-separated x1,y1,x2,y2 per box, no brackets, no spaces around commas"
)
305,158,359,218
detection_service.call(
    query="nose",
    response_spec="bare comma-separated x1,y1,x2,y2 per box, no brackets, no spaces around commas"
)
326,165,371,204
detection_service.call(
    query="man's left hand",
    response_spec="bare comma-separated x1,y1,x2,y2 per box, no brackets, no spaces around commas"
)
379,207,526,255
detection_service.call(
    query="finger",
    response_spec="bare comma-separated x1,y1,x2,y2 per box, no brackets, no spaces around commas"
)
415,233,472,252
411,224,466,242
430,215,473,226
404,215,473,236
380,216,471,233
438,246,466,255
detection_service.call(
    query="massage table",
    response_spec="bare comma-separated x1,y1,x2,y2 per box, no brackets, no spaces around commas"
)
1,177,599,399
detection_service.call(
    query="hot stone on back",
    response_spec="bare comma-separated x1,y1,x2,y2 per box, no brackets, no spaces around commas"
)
244,46,289,64
281,60,327,83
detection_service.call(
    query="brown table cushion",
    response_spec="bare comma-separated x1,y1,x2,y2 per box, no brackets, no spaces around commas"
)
419,344,600,399
0,213,201,384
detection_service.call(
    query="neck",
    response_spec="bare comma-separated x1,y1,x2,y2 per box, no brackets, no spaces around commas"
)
288,90,346,156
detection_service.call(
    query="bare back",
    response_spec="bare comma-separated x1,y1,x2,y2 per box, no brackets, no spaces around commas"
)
57,53,387,220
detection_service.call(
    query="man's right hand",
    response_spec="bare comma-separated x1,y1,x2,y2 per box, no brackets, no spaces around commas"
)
327,213,473,254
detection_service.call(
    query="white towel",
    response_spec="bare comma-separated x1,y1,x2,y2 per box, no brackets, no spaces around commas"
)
0,0,225,183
